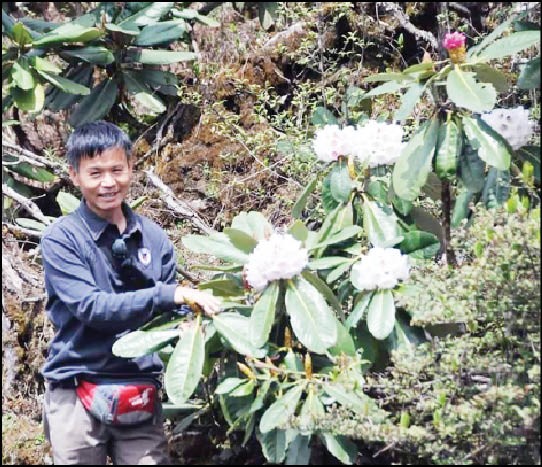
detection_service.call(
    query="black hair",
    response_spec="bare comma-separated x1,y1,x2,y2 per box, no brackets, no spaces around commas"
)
66,121,132,171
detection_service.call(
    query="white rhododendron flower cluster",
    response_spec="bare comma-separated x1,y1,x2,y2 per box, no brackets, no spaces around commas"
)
313,125,351,163
350,247,410,290
245,233,309,291
313,121,405,166
355,120,406,167
480,107,534,150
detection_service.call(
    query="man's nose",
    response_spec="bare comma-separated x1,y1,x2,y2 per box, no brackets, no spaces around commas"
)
101,172,116,186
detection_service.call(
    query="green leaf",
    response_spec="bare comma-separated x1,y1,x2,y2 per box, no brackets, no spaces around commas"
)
112,329,179,357
300,270,343,315
283,349,304,372
11,61,35,90
346,291,373,328
259,385,303,433
363,199,403,248
329,160,354,202
400,230,440,259
288,220,309,243
69,78,117,127
516,146,540,182
446,68,496,112
231,211,272,241
458,141,486,192
61,46,115,65
392,117,439,201
367,289,396,340
135,21,187,46
198,278,243,297
36,70,90,95
223,227,258,254
30,56,61,74
435,120,460,180
14,218,47,232
325,260,354,284
467,16,514,58
12,83,44,112
310,225,362,250
309,257,351,270
164,319,205,405
476,30,540,61
321,171,341,212
481,168,510,207
364,72,406,82
364,80,406,97
105,22,140,35
385,310,425,353
286,434,311,465
2,10,16,39
133,91,166,114
128,69,178,89
120,2,175,27
292,175,318,218
212,312,267,358
12,22,33,46
323,383,369,413
249,281,279,348
56,191,79,215
128,48,197,65
4,157,55,183
328,318,357,357
230,379,256,397
32,23,102,46
318,433,358,465
409,207,443,241
285,277,338,353
311,107,337,126
182,233,249,264
259,2,278,30
394,82,426,122
451,186,475,227
472,63,510,92
45,64,93,111
20,17,59,33
518,55,540,89
462,116,511,170
258,429,287,463
215,377,245,395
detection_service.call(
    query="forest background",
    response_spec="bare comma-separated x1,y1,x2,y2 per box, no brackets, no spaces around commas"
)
2,2,540,465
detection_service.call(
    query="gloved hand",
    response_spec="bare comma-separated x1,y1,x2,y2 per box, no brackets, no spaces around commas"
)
174,286,222,316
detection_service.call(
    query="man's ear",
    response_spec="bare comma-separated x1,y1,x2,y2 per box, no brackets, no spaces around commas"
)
68,165,80,187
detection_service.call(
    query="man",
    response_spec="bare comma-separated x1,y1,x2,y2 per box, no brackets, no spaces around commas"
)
40,121,221,464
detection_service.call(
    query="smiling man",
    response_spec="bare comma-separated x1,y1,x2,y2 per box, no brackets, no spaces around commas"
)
40,121,221,465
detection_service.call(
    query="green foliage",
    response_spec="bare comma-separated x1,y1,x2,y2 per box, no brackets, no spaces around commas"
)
2,3,219,124
305,206,540,465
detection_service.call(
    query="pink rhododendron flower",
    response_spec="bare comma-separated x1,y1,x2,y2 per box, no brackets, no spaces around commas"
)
443,32,466,50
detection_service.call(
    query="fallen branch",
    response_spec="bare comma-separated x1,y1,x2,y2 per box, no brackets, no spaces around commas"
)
144,169,214,235
2,185,52,225
2,140,67,173
2,223,44,238
380,2,439,50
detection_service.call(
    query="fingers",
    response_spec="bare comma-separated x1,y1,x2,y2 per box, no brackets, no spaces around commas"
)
176,286,222,316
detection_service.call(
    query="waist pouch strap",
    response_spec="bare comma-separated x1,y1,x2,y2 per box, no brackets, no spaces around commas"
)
76,379,157,426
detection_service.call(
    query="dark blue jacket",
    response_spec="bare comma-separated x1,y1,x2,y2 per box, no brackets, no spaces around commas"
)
40,200,179,383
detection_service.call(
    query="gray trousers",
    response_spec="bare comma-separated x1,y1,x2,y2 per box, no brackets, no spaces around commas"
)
43,385,171,465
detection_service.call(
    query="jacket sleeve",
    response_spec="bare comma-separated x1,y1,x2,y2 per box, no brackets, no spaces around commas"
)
41,231,178,334
160,236,179,285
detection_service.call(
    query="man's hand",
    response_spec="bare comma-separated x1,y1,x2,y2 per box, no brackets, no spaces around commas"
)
174,286,222,316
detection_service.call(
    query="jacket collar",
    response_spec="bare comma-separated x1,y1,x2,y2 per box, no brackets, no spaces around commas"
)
77,199,141,241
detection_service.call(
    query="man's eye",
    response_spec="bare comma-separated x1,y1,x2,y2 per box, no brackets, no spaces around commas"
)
90,172,101,177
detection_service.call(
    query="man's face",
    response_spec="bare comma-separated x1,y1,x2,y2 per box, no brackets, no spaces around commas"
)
69,147,132,219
